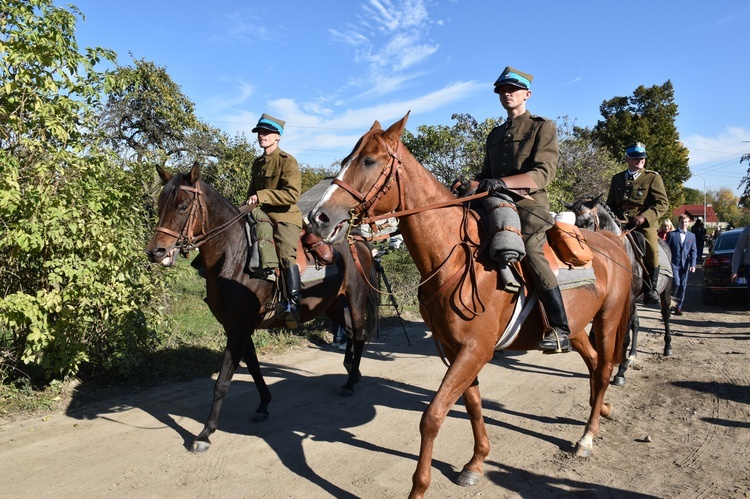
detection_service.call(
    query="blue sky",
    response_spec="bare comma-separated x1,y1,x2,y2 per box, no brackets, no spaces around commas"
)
62,0,750,196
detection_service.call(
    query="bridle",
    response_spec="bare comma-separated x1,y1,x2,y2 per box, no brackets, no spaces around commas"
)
573,204,601,232
331,131,406,237
155,180,250,256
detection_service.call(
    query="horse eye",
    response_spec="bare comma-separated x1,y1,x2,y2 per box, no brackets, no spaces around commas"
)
363,157,377,167
178,203,189,212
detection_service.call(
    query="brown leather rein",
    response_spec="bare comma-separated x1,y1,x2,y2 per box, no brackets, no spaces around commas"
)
333,132,490,314
155,182,251,257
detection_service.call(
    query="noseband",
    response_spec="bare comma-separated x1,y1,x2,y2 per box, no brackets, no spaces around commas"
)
155,183,207,256
331,131,405,234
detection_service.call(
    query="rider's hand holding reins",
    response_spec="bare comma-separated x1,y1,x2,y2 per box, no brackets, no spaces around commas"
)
626,214,646,229
476,178,507,197
245,194,259,209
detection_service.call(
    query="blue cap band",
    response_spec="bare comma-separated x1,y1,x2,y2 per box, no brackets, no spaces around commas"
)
499,71,531,89
258,117,284,135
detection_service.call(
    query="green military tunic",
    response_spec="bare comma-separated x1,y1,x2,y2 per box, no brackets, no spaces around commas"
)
606,169,669,267
247,148,302,268
475,110,559,290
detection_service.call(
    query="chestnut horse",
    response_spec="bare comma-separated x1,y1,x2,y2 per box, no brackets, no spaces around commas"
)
146,164,379,452
309,114,632,498
566,195,673,387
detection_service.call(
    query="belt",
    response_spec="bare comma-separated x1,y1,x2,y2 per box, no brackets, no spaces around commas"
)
621,203,641,210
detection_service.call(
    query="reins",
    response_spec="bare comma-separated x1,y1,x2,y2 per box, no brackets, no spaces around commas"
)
155,181,251,256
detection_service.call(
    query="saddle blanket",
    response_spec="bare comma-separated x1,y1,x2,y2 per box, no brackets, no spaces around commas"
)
494,265,595,351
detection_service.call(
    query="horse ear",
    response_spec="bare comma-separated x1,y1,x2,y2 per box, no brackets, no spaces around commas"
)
156,165,172,184
188,162,201,185
563,201,573,209
384,110,411,140
370,121,382,131
595,193,604,204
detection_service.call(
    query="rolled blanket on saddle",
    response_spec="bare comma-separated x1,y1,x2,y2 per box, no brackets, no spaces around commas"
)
481,193,525,292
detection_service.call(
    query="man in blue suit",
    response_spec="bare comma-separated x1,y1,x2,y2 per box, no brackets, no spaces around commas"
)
666,214,697,315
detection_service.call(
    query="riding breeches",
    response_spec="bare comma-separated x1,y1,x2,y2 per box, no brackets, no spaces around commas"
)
519,205,557,291
639,226,659,267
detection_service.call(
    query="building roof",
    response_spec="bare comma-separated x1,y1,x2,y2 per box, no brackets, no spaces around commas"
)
672,204,718,223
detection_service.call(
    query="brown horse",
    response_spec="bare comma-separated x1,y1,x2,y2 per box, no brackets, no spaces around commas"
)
146,164,379,452
308,113,632,498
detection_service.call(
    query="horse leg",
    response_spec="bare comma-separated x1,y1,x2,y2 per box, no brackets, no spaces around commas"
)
243,337,272,422
661,291,673,356
191,334,245,452
456,380,490,487
572,323,616,458
410,350,490,499
341,338,364,397
612,304,637,387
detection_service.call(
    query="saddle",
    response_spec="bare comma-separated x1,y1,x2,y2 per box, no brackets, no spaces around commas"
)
296,225,339,274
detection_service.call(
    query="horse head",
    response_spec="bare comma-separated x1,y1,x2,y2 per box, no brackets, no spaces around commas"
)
309,112,410,244
146,163,206,266
564,194,606,232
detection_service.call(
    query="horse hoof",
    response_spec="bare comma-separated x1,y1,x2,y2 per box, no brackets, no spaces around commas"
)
663,348,673,357
339,387,354,398
252,412,269,423
603,402,615,421
456,469,482,487
575,444,593,458
611,376,626,387
190,440,211,453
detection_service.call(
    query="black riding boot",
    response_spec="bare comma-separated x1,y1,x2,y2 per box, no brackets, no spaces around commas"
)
276,265,301,329
536,286,573,353
643,265,660,304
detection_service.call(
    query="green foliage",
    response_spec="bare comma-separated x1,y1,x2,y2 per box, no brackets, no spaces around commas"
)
300,164,338,193
587,81,691,209
0,0,168,383
707,188,750,228
373,246,420,312
403,113,501,186
549,117,620,212
683,187,704,206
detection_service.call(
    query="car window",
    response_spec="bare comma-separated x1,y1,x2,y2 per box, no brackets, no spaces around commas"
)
716,233,740,251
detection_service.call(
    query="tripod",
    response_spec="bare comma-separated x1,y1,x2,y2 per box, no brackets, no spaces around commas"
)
374,254,411,345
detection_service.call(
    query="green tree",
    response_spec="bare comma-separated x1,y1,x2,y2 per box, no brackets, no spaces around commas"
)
0,0,166,382
549,117,620,212
707,188,750,228
402,113,501,186
97,58,229,206
682,187,704,206
586,81,690,208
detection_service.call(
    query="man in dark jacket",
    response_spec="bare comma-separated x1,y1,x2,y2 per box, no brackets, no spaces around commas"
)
469,66,571,353
246,113,303,328
606,142,669,304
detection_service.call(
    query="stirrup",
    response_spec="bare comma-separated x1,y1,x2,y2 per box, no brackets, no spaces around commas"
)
537,328,572,354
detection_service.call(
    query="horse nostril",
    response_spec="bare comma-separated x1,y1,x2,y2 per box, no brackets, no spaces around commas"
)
315,212,330,228
149,248,166,262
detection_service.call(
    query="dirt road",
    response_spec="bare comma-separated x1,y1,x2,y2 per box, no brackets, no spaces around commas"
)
1,267,749,498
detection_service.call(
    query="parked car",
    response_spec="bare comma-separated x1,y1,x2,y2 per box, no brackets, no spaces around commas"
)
702,227,747,305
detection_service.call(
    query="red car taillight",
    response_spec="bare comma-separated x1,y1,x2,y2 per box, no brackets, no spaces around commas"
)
705,255,731,267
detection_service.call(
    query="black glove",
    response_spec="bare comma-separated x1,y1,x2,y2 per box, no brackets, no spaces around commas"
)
626,214,646,229
451,177,472,197
477,178,507,197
